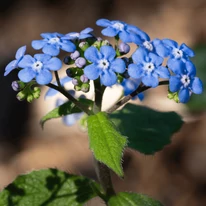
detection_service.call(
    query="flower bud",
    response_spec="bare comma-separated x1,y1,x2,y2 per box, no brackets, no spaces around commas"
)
72,78,79,86
118,42,130,54
80,74,88,83
16,91,26,101
33,87,41,99
75,57,86,68
79,41,89,51
66,68,77,78
74,85,81,91
102,40,110,46
27,94,34,103
70,50,80,60
81,83,90,93
11,81,25,91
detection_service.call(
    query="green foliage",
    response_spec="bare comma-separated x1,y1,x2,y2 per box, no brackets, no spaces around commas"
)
40,99,92,128
87,112,127,177
108,192,163,206
187,44,206,111
110,104,183,154
0,168,98,206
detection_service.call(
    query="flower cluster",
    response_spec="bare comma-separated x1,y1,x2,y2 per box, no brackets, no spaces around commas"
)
4,18,203,126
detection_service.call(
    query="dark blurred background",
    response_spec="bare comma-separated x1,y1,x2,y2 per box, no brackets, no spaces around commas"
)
1,0,206,205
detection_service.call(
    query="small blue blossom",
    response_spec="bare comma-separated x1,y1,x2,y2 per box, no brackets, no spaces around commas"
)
18,54,62,85
32,32,76,56
56,98,83,126
4,45,26,76
84,45,126,86
62,28,94,40
128,47,170,88
96,18,147,44
162,39,195,68
45,76,72,98
169,61,203,103
121,78,144,101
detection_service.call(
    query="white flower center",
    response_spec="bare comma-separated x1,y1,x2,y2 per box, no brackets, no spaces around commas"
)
32,61,43,72
181,75,190,87
70,33,80,38
98,59,110,70
113,22,124,31
143,41,153,51
48,37,60,44
173,48,183,59
144,63,155,73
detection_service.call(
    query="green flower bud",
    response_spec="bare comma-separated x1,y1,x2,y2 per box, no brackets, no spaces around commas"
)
79,41,89,51
74,85,82,91
16,91,26,101
27,94,34,103
167,90,179,103
81,83,90,93
33,87,41,99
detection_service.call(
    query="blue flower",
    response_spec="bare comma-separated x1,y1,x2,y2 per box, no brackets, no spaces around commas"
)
62,28,94,40
84,45,126,86
18,54,62,85
32,32,76,56
4,45,26,76
140,37,170,58
96,18,147,44
121,78,144,101
45,76,72,98
162,39,195,68
169,61,203,103
128,47,170,87
56,99,83,126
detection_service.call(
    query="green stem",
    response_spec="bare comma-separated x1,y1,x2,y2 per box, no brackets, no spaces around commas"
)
47,83,93,116
107,80,169,113
54,71,61,88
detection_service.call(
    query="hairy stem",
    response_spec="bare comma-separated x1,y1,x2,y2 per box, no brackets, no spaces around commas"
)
47,83,93,116
107,80,169,113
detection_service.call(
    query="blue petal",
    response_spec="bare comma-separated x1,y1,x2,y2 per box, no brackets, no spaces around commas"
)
40,33,56,39
142,74,159,87
18,55,35,68
180,43,195,57
45,87,58,98
110,58,126,73
44,57,62,71
36,69,53,85
153,39,171,57
15,45,26,59
34,54,51,62
4,60,18,76
100,70,117,86
129,33,144,44
56,98,64,106
81,27,93,34
102,27,118,37
127,25,150,41
162,39,178,48
148,53,163,66
122,78,141,95
137,93,144,101
63,33,78,40
59,41,76,52
32,40,46,50
100,45,116,61
42,44,60,56
185,61,196,77
169,76,181,92
119,31,132,43
84,46,102,63
18,68,36,83
84,64,100,80
167,59,185,74
155,66,170,78
60,76,72,85
191,77,203,94
128,63,143,79
96,19,111,27
178,88,190,103
132,47,148,63
79,33,93,39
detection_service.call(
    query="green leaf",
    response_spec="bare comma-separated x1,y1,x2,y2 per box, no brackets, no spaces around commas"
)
40,99,93,128
0,168,99,206
187,44,206,111
108,192,163,206
110,104,183,154
87,112,127,177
